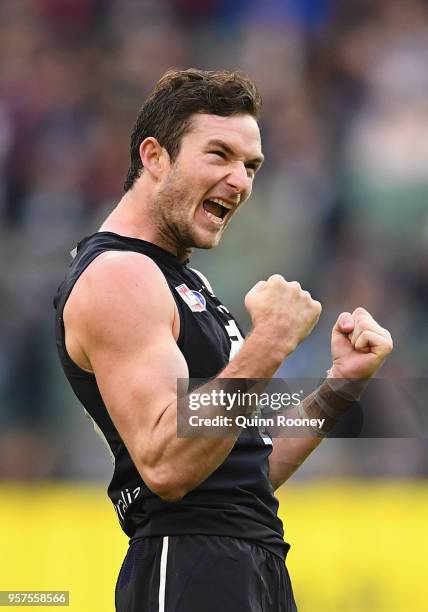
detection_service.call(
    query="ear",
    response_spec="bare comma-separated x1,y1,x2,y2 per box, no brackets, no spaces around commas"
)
139,137,170,179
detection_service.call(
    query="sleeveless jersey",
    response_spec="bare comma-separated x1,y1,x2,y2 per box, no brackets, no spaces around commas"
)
54,232,288,559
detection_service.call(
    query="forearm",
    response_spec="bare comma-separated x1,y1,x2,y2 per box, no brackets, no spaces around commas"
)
268,376,366,490
269,437,323,490
220,327,291,379
145,330,291,501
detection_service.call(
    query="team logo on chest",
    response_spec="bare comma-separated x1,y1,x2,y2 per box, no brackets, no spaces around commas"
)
175,284,207,312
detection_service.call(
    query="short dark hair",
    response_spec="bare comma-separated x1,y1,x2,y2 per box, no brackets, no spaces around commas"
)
124,68,262,191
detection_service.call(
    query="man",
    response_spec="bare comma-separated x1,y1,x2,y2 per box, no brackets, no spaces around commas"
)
54,69,393,611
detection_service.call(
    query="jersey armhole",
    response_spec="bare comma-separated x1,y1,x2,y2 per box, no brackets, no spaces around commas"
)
56,249,113,379
189,268,215,296
169,287,186,351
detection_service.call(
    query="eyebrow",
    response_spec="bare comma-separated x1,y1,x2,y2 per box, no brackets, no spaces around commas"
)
206,138,265,168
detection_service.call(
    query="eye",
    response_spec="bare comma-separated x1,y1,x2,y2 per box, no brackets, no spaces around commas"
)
210,150,226,159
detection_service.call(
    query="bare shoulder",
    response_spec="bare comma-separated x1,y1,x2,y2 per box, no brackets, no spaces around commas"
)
79,250,173,311
64,250,177,371
62,249,189,488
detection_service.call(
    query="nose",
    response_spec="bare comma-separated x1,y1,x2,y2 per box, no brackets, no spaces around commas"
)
225,161,252,196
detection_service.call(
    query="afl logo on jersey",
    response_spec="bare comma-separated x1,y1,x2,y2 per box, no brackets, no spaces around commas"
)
175,284,206,312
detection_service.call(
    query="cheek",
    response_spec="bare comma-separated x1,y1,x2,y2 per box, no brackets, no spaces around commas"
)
175,157,225,197
196,157,226,183
201,165,223,186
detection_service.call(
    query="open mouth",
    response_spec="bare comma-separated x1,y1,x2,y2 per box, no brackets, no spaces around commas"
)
202,198,233,224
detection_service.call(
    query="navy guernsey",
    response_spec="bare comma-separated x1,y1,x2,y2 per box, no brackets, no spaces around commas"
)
54,231,288,559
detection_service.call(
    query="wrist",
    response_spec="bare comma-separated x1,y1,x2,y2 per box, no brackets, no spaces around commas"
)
251,325,296,363
224,329,286,379
300,379,358,437
326,364,347,379
326,365,368,401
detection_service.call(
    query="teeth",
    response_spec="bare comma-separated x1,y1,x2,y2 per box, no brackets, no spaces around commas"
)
205,210,224,224
209,198,233,210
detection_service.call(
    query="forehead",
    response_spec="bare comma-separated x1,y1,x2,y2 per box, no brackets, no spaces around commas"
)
184,113,262,157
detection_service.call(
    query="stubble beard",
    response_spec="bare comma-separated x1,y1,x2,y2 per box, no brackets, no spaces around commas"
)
153,168,222,253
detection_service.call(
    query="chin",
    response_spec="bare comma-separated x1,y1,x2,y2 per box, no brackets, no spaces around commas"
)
193,239,219,250
194,232,222,250
184,224,221,250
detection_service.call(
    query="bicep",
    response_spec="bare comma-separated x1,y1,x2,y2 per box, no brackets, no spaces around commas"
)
92,327,188,465
78,252,189,469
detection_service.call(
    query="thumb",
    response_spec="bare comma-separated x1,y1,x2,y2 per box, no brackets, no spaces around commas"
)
333,312,355,335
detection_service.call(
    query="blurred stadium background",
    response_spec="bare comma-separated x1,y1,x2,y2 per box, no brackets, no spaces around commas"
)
0,0,427,610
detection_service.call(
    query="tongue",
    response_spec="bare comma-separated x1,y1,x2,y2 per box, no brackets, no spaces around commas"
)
203,199,224,218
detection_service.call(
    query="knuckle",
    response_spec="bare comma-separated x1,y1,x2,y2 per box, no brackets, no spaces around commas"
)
357,329,369,342
269,274,285,285
353,306,369,317
314,300,322,313
247,280,265,295
358,319,371,331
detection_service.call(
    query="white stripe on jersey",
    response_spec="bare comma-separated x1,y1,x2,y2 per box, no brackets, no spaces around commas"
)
190,267,215,295
158,536,169,612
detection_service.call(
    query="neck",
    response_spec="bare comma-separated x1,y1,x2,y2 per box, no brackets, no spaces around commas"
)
99,187,193,262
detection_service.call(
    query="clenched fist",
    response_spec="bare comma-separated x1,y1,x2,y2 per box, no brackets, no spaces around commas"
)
329,307,393,380
245,274,322,357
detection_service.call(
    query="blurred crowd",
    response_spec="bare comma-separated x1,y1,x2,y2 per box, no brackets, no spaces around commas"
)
0,0,427,480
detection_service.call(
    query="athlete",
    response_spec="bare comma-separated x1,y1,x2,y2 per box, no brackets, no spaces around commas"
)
54,69,393,611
